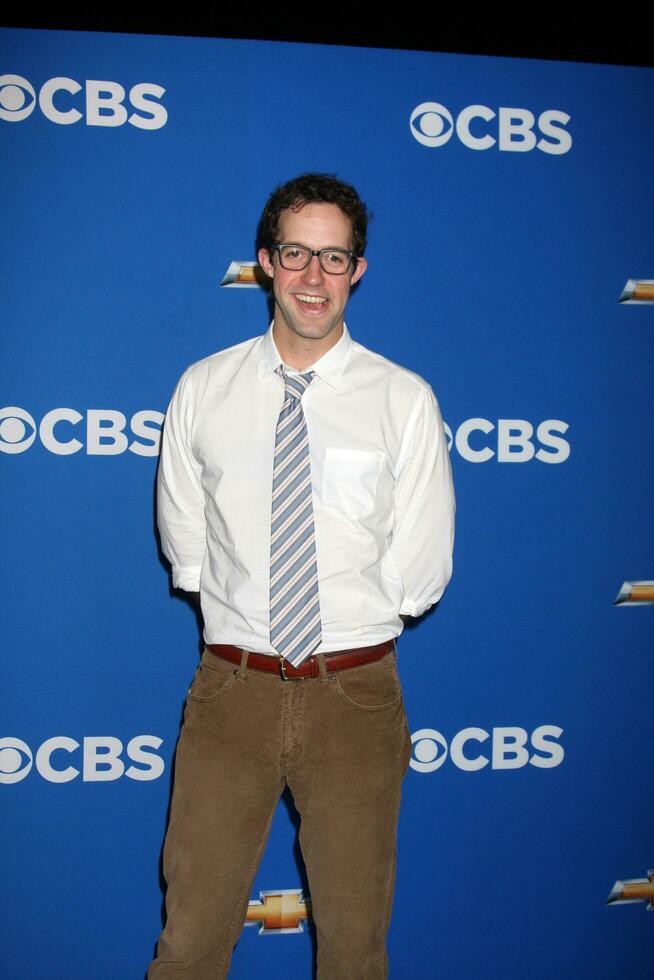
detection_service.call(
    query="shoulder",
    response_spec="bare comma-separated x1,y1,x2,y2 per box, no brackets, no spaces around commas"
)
171,335,262,400
183,335,261,382
348,338,435,401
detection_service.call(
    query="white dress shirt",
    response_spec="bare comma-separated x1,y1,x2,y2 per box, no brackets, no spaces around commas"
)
157,324,455,653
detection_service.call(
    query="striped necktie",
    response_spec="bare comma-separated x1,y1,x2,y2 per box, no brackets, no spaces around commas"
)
269,366,322,666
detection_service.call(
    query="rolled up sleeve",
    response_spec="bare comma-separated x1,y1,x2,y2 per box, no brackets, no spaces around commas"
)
157,371,206,592
390,385,455,617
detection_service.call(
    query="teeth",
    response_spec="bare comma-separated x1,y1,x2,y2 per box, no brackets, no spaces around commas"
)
296,294,327,305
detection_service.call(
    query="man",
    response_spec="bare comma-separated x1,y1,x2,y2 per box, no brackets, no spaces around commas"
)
150,173,454,979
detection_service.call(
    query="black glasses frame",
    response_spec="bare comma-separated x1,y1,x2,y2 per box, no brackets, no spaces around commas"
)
271,242,357,275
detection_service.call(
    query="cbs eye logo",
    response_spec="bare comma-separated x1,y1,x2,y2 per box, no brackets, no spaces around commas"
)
0,75,36,122
0,738,33,783
409,102,454,147
0,407,36,453
410,728,449,772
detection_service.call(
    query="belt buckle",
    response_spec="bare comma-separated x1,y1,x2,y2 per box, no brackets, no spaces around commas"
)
279,656,303,681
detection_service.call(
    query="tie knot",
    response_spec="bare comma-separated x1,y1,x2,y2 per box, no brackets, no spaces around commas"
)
277,366,314,401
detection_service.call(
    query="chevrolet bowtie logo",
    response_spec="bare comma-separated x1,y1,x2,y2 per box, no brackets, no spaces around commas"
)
619,279,654,304
614,581,654,606
244,889,312,934
607,870,654,910
220,261,268,289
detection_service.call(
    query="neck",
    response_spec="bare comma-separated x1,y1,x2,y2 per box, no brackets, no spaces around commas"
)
273,322,343,372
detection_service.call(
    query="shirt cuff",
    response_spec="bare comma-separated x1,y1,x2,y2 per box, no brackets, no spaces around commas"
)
399,597,429,618
171,565,203,592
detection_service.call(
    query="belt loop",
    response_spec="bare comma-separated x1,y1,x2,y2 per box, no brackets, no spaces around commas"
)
238,649,249,679
316,652,328,684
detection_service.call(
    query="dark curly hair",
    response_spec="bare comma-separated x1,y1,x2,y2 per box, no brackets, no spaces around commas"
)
257,173,371,259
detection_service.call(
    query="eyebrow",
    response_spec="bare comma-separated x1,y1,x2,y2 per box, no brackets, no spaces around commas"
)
279,242,352,251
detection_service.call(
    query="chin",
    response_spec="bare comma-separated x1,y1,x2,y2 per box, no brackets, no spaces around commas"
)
299,323,333,338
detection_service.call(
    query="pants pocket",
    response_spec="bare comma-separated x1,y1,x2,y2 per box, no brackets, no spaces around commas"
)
187,650,238,703
333,653,402,711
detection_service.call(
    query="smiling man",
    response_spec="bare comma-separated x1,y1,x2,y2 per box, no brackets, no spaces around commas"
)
257,199,366,362
150,173,455,979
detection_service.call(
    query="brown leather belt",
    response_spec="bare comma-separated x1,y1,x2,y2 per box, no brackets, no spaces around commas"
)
206,639,394,680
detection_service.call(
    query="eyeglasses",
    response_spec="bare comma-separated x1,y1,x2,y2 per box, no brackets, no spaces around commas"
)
271,242,356,275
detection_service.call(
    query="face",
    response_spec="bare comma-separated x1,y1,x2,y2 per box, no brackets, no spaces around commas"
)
258,202,367,363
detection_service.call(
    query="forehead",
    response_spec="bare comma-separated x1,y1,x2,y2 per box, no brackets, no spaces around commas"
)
277,202,353,249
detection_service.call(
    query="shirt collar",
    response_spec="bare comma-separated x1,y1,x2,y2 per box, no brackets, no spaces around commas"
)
257,322,352,389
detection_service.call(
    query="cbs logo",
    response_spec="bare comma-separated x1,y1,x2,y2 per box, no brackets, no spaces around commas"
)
0,407,163,456
0,74,167,129
444,418,570,464
0,735,165,784
410,101,572,154
410,725,564,772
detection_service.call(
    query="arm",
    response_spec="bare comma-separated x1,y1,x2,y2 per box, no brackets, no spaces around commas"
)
389,384,455,617
157,370,207,592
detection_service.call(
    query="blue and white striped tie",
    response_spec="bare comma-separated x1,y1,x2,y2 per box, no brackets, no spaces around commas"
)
270,366,322,666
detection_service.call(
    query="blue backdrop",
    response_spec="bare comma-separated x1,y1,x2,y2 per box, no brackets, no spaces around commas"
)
1,27,653,979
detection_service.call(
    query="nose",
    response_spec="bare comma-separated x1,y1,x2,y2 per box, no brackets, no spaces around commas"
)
301,253,324,285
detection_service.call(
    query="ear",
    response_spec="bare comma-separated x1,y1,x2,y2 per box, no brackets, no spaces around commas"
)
350,256,368,286
258,247,275,279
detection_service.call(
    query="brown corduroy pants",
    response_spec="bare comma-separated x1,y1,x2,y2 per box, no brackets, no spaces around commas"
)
148,647,412,979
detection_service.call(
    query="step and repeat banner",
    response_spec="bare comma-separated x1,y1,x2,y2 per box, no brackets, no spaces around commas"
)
1,27,653,979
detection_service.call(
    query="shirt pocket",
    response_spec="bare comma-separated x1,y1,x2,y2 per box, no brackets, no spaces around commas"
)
321,448,386,519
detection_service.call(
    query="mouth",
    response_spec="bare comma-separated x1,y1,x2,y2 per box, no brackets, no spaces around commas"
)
293,293,329,312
